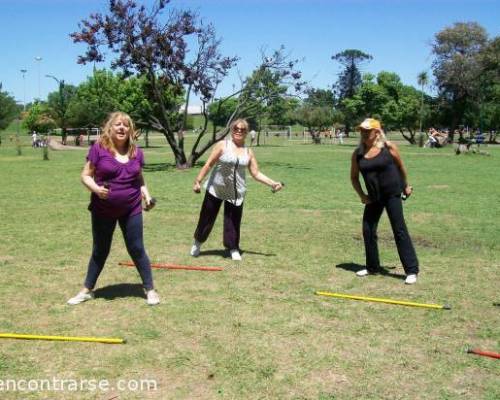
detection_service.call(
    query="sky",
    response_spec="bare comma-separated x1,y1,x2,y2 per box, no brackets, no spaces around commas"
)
1,0,499,106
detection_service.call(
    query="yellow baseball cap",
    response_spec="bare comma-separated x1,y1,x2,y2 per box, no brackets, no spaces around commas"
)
358,118,381,130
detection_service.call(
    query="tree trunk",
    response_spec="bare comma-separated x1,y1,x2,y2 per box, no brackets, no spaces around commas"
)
159,131,187,169
400,129,416,144
175,151,188,169
345,122,351,138
62,126,67,145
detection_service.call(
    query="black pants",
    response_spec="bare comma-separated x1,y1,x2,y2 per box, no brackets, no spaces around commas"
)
84,212,154,290
194,191,243,250
362,195,419,275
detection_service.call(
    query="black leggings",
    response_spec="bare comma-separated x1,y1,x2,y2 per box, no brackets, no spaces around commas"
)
84,212,154,290
194,191,243,250
362,196,419,275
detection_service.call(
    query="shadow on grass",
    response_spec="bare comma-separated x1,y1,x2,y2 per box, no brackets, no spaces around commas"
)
198,249,229,258
336,262,404,280
143,163,177,173
94,283,146,300
258,161,312,170
197,249,276,258
144,161,205,172
242,249,276,257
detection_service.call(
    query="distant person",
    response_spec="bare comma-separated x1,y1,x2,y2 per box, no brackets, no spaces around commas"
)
350,118,419,284
32,131,38,148
77,132,85,146
425,128,438,148
249,129,257,146
67,111,160,306
190,118,284,261
425,128,448,148
337,129,344,145
475,130,485,145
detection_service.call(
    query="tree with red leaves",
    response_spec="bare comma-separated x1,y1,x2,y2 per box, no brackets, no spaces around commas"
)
72,0,303,168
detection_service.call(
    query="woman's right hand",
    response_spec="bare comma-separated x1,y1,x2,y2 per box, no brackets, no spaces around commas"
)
271,181,284,193
193,181,201,193
360,194,371,204
95,186,110,199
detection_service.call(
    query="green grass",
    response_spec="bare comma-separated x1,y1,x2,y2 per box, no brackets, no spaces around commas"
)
0,129,499,399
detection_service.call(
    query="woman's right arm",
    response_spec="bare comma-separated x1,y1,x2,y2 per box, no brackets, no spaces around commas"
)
193,142,224,193
350,151,370,204
81,161,109,199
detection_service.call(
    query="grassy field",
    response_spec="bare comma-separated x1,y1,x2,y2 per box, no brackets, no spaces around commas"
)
0,128,499,399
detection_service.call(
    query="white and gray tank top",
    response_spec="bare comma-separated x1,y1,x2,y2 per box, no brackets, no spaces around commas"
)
204,139,250,206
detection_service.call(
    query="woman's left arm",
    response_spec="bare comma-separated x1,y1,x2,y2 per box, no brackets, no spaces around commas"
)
387,141,412,196
248,150,283,192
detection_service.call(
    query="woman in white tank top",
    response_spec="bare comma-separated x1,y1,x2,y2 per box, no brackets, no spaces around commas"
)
191,118,284,261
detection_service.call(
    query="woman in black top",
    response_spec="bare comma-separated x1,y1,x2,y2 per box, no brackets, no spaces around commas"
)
350,118,419,284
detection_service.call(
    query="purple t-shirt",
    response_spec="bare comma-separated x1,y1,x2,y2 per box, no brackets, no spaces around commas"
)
86,143,144,218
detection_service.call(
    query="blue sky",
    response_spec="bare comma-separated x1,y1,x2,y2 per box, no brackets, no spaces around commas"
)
1,0,498,105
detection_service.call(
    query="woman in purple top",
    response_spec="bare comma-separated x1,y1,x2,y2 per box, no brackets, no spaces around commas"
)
67,112,160,306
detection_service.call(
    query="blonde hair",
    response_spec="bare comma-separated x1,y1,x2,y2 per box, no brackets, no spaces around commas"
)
99,112,137,158
358,128,387,153
230,118,249,133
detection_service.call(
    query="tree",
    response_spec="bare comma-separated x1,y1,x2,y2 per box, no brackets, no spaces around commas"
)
304,88,335,108
431,22,488,139
477,36,500,138
72,0,234,168
295,105,336,143
0,84,18,131
332,49,372,135
378,72,429,144
67,69,161,130
69,70,130,127
342,72,429,144
72,0,302,168
208,98,238,131
22,102,56,134
46,81,77,144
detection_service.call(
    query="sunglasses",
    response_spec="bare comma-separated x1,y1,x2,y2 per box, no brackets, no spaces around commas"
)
233,127,247,133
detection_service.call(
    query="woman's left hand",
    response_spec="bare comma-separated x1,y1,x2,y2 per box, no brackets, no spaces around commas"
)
404,185,413,198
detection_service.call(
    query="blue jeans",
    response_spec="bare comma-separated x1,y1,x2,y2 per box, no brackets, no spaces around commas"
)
84,212,154,290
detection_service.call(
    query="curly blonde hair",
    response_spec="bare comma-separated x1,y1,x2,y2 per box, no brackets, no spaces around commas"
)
98,111,137,158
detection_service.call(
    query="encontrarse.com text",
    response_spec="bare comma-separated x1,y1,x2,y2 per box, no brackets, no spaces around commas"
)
0,378,157,392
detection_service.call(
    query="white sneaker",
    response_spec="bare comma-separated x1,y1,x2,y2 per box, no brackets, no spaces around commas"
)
405,274,417,285
67,290,94,305
230,249,242,261
356,269,370,277
146,290,160,306
190,240,201,257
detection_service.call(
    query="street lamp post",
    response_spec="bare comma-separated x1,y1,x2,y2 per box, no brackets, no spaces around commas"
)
20,69,27,110
34,56,42,101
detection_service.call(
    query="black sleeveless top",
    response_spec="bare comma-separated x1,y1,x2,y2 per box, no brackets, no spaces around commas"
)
356,145,404,201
